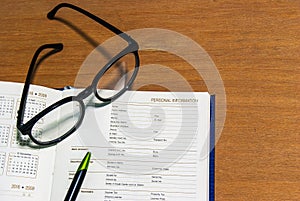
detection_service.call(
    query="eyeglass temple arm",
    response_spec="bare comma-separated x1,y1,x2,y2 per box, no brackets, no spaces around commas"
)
47,3,136,45
17,43,63,127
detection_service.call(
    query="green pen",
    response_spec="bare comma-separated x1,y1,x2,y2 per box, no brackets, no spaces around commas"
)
64,152,91,201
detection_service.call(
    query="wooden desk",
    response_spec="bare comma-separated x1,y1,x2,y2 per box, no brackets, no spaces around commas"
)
0,0,299,200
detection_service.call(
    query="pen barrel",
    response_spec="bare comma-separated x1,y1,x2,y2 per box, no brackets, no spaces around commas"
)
64,170,87,201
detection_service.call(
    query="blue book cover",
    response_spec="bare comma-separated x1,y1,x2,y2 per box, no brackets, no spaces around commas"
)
209,95,215,201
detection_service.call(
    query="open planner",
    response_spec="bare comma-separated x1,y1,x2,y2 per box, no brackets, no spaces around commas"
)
0,81,215,201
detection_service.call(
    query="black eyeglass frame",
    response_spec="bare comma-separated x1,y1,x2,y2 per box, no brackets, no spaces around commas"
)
16,3,140,146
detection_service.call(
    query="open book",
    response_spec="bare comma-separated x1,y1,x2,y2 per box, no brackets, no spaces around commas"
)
0,81,214,201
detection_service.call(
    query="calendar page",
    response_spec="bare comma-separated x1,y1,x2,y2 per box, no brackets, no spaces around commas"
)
0,81,61,201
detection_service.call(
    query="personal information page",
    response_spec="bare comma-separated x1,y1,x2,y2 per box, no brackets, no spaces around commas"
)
52,90,211,201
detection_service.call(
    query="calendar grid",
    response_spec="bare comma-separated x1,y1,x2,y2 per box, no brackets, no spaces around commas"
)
0,152,6,175
0,96,14,119
0,124,10,147
6,152,39,179
15,97,47,123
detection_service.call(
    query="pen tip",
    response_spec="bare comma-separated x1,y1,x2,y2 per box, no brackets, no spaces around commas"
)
78,152,91,171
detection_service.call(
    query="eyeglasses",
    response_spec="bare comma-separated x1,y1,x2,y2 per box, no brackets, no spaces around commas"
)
16,3,140,146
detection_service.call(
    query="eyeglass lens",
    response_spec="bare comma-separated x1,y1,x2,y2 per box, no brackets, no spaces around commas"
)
30,100,82,144
96,53,137,99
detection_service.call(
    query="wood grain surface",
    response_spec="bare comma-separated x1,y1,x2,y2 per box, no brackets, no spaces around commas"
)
0,0,299,200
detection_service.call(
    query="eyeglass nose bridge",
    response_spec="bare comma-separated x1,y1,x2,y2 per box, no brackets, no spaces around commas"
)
76,85,94,100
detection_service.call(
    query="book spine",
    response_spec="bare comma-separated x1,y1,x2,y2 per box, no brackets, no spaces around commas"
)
209,95,215,201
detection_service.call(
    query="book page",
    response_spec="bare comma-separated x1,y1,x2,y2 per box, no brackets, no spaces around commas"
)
0,81,61,201
51,90,211,201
